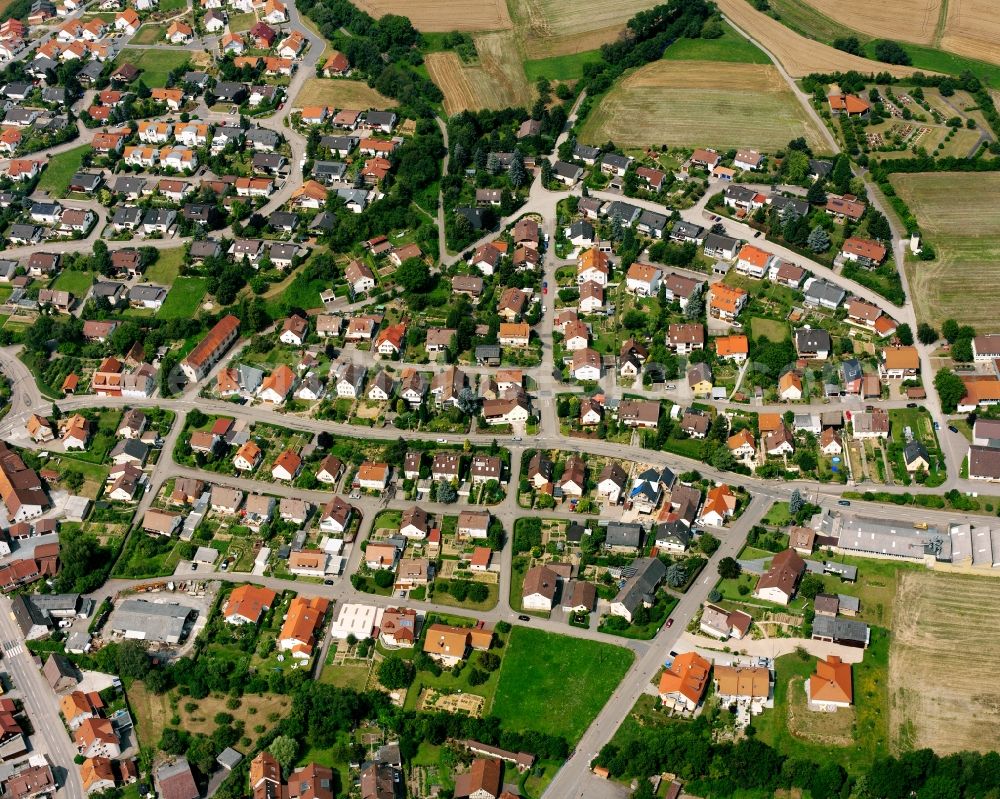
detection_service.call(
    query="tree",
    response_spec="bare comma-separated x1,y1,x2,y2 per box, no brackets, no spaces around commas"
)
684,284,704,320
456,387,479,416
806,180,827,205
796,450,817,473
373,569,394,588
833,35,863,55
188,409,208,429
699,533,721,555
437,482,458,503
941,319,960,343
467,668,489,686
711,446,735,471
874,39,911,65
789,489,804,516
806,226,830,253
508,151,526,188
831,155,852,194
395,258,433,293
269,735,298,776
540,158,553,186
934,368,966,413
378,656,415,689
665,563,687,588
798,573,825,599
867,210,891,241
718,557,741,579
917,322,938,345
783,150,809,183
951,336,973,362
896,323,914,346
116,640,150,680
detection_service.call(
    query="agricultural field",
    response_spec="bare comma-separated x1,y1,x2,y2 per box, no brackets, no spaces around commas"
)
508,0,667,59
939,0,1000,65
890,571,1000,753
890,172,1000,328
492,626,633,743
352,0,512,31
579,61,828,151
757,0,1000,85
710,0,917,77
801,0,940,45
293,79,393,111
426,32,534,116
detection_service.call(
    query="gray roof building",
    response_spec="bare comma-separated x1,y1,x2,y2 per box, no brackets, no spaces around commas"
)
610,557,666,621
605,522,643,550
109,599,194,644
811,614,870,647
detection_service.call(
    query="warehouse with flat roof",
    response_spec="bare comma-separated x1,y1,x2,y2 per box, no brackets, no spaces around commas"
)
109,600,195,644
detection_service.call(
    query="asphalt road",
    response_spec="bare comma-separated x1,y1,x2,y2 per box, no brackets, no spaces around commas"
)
0,597,84,798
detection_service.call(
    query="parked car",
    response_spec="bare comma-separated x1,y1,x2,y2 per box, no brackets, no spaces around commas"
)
838,499,851,506
948,424,959,433
666,618,674,628
518,615,531,622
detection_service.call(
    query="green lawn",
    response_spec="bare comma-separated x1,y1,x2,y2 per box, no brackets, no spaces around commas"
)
37,145,89,196
430,582,499,612
524,50,603,82
117,48,191,88
51,270,96,296
762,501,792,526
158,276,208,319
662,22,770,64
492,626,633,743
130,24,165,44
754,627,890,773
750,316,789,343
228,11,256,31
146,247,185,285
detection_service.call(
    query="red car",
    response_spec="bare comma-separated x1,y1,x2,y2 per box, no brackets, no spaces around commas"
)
666,618,674,628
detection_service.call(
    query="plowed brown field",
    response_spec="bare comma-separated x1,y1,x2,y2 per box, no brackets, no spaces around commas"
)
351,0,512,31
802,0,939,45
713,0,919,77
890,571,1000,753
940,0,1000,66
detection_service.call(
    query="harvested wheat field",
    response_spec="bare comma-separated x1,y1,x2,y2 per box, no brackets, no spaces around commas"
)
427,33,534,116
579,61,827,151
890,571,1000,753
352,0,511,31
891,171,1000,328
940,0,1000,66
509,0,660,59
293,78,393,110
802,0,940,44
713,0,918,76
